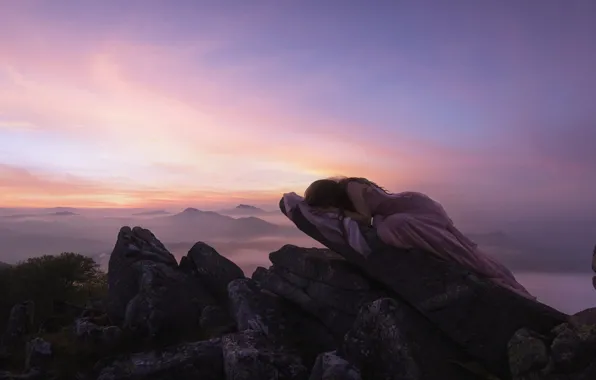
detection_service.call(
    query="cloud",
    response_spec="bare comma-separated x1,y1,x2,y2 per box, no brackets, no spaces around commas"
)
0,164,287,208
1,2,595,219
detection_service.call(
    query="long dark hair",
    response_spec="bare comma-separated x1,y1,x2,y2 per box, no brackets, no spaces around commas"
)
336,176,390,194
304,176,389,213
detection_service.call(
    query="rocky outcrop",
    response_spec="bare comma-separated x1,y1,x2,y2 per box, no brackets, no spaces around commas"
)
508,309,596,379
251,245,387,340
186,241,245,302
95,338,224,380
0,301,34,359
281,200,568,379
1,225,592,380
309,351,361,380
106,226,216,340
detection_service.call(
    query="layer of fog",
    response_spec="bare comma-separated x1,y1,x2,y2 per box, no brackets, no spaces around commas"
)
0,205,593,276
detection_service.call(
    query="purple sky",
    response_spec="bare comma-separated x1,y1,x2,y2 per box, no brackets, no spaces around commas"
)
0,0,595,221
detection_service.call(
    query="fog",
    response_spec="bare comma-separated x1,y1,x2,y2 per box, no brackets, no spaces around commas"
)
0,204,593,277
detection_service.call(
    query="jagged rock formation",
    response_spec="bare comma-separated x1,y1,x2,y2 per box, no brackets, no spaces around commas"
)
0,225,592,380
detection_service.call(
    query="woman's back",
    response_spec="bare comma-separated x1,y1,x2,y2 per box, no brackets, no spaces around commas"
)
355,181,532,298
361,184,450,220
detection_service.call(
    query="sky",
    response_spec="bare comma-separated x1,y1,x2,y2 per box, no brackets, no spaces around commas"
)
0,0,595,219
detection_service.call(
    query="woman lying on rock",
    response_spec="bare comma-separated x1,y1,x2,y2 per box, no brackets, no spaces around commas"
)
304,177,533,299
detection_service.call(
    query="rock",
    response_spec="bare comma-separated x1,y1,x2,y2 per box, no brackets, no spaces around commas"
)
309,351,361,380
506,318,596,379
0,369,44,380
106,226,215,339
570,307,596,327
255,246,388,340
186,242,245,302
74,318,123,348
254,266,358,340
550,323,596,372
340,298,478,380
507,328,549,377
106,226,178,324
24,338,52,371
200,305,236,337
0,301,35,355
222,330,308,380
269,246,371,290
341,298,418,380
227,278,335,367
280,200,568,379
94,338,224,380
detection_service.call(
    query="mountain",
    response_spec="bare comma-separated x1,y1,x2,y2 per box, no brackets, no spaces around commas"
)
51,211,78,216
45,207,79,213
219,204,270,215
236,204,266,213
3,210,79,219
156,207,292,240
132,210,171,216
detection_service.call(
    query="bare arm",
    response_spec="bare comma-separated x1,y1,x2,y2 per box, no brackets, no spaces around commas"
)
345,181,372,220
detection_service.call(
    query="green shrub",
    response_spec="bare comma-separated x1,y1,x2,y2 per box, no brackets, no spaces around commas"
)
0,253,107,331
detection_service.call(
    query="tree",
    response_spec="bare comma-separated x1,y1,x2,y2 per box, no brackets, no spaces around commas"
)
0,253,107,331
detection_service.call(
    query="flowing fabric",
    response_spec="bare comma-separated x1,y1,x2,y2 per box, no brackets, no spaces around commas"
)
360,186,534,299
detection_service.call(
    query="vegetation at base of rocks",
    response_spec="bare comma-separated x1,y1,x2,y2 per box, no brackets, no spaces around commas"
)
0,253,107,333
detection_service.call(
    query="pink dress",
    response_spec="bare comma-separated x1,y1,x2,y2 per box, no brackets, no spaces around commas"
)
357,184,533,299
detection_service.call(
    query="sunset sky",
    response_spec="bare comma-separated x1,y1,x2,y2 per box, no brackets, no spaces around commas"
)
1,1,595,218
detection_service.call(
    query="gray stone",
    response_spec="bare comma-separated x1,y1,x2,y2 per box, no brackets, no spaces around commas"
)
106,226,214,339
24,338,52,371
279,198,568,379
341,298,479,380
95,338,224,380
186,242,245,302
507,328,549,377
222,330,308,380
269,246,371,290
309,351,361,380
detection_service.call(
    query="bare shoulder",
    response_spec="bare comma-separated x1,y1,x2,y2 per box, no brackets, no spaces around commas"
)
345,180,370,193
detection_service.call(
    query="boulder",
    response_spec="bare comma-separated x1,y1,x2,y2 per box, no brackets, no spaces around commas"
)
309,351,361,380
0,370,44,380
200,305,237,338
222,330,308,380
340,298,478,380
106,226,215,339
280,199,568,379
24,338,52,372
74,318,123,349
0,301,34,356
255,246,387,339
94,338,224,380
507,328,549,378
227,278,335,368
507,317,596,379
185,242,245,302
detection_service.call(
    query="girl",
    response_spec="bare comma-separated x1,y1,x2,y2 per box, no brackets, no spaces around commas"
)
304,177,532,298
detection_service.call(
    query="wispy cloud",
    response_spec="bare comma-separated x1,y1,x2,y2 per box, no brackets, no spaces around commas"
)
0,1,595,218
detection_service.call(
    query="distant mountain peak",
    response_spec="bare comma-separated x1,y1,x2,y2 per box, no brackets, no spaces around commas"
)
171,207,226,219
132,210,170,216
236,204,259,210
182,207,202,213
52,211,78,216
